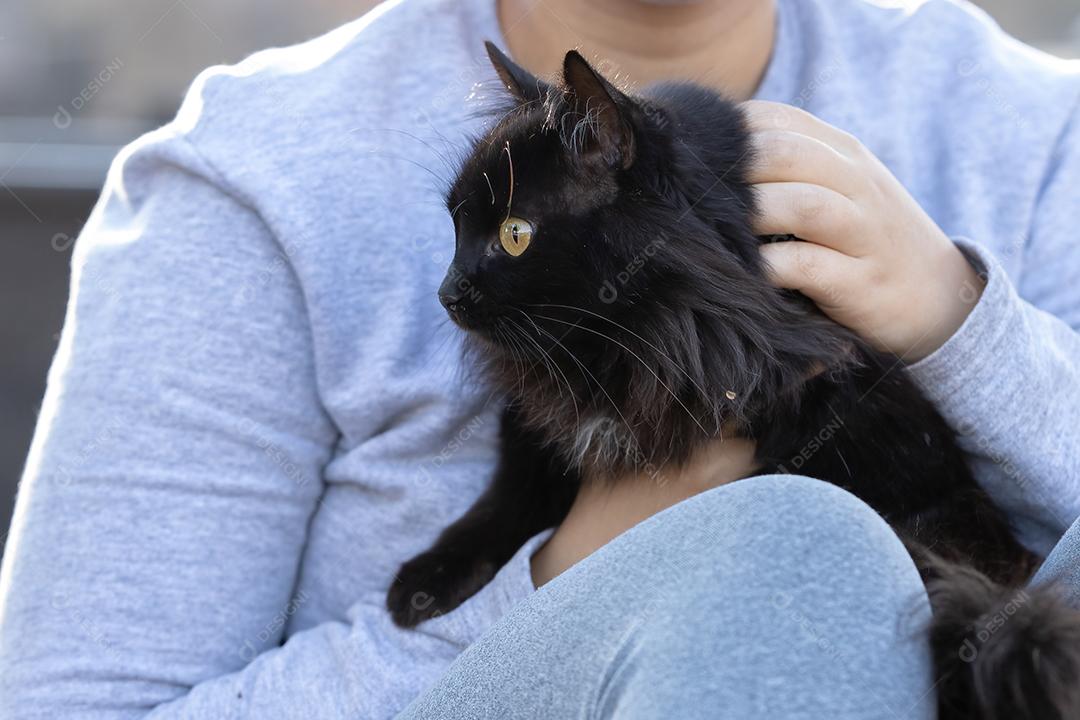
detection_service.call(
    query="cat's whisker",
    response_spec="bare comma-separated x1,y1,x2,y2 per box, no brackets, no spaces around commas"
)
503,322,536,399
347,126,460,181
449,195,470,218
414,116,461,168
506,317,562,388
504,322,535,384
518,309,641,446
427,319,460,361
493,322,528,398
397,198,457,212
361,150,452,191
507,316,581,429
532,313,712,437
526,302,714,403
497,317,547,398
515,309,599,403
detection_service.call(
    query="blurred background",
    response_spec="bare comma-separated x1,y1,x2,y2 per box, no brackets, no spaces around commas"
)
1,0,1078,557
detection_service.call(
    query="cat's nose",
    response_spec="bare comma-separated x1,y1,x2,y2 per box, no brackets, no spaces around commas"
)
438,271,469,314
439,286,463,312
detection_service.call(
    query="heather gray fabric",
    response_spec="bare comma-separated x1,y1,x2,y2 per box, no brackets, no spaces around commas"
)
398,475,936,720
1034,513,1080,608
0,0,1078,717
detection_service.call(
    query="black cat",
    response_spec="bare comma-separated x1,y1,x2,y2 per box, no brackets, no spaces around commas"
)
387,42,1080,719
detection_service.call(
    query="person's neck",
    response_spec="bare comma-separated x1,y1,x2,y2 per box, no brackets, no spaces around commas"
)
496,0,776,101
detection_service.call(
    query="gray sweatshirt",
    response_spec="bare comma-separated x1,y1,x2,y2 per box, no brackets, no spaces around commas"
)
1,0,1078,717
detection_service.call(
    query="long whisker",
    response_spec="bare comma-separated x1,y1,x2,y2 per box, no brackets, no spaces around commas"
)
427,316,459,360
503,319,539,398
449,195,470,218
499,313,564,391
494,322,528,398
414,116,461,170
506,317,563,396
508,316,580,429
505,321,540,390
498,317,543,398
532,313,711,436
518,310,640,444
361,150,451,189
527,302,713,402
515,310,595,403
345,126,459,180
514,308,591,388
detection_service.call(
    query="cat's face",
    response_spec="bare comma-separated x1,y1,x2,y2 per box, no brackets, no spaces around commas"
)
440,45,658,344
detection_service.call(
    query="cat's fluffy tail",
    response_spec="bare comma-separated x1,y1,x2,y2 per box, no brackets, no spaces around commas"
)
925,560,1080,719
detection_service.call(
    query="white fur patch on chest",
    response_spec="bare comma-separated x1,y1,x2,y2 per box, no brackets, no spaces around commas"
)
515,376,643,473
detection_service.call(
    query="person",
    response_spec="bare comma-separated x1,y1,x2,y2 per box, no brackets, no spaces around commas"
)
1,0,1078,716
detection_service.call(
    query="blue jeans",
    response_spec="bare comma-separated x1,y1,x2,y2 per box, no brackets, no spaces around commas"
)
398,474,1080,719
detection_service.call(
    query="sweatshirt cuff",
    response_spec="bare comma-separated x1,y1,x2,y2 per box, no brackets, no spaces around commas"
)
906,238,1027,416
417,528,552,648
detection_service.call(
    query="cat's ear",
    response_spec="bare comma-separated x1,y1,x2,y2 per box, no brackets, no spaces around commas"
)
562,50,636,169
485,41,550,104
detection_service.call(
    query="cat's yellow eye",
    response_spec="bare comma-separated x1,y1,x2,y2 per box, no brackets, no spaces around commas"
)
499,216,533,257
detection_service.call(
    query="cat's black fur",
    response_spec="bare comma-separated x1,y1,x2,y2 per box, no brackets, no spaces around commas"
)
387,43,1080,719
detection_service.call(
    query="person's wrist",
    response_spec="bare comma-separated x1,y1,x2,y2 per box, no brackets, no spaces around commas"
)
903,242,985,363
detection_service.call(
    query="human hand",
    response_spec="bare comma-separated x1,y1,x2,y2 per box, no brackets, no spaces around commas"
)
530,435,758,586
742,100,985,363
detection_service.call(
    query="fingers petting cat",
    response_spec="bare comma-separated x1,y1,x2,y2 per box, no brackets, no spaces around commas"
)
743,100,984,363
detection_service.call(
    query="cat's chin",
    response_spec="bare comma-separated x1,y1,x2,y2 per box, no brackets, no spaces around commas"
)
446,314,503,349
447,314,497,338
465,326,509,352
458,323,526,364
444,307,491,333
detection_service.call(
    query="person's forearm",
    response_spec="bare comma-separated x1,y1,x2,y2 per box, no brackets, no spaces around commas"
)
908,240,1080,553
140,543,543,720
145,612,452,719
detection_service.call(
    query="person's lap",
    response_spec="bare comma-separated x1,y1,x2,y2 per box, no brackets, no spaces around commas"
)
397,474,944,719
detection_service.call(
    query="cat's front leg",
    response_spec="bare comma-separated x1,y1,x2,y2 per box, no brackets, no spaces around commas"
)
386,526,503,627
387,406,578,627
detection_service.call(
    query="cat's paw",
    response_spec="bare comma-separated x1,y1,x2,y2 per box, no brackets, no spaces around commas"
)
386,550,498,628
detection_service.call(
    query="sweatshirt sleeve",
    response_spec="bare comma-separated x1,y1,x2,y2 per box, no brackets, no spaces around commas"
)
0,126,539,719
907,107,1080,555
